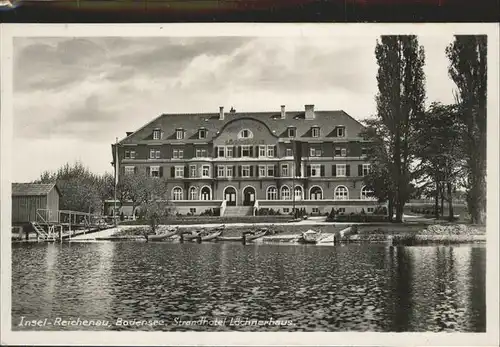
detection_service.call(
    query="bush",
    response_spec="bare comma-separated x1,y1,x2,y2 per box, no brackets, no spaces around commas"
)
329,213,389,223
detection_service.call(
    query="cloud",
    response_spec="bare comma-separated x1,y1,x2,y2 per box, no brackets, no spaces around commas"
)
12,35,457,181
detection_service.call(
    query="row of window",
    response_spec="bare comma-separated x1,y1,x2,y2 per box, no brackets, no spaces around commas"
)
152,127,347,141
124,146,368,160
169,185,374,201
124,163,371,178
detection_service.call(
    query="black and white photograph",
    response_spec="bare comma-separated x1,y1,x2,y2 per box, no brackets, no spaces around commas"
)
1,24,498,346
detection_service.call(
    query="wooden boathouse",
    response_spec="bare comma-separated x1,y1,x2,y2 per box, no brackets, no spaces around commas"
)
12,182,112,242
12,183,61,224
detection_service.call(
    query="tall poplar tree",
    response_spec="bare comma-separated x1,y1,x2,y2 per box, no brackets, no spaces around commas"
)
373,35,426,222
446,35,487,225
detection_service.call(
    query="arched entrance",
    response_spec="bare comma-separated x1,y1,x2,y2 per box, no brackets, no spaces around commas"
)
224,186,237,206
243,186,256,206
200,186,211,201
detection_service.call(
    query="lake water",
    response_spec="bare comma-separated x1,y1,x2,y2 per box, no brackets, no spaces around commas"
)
11,242,485,332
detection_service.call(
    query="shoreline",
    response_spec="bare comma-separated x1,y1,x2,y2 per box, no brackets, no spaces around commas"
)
13,222,486,246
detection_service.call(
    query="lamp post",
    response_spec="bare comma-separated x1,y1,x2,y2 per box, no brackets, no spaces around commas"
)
114,137,118,226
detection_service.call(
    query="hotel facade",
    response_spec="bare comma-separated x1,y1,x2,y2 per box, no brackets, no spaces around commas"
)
111,105,383,217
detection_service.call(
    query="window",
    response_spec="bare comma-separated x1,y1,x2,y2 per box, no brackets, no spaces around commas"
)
294,186,303,200
239,129,253,139
226,147,233,158
155,150,160,159
312,207,319,213
281,186,291,200
125,151,130,159
259,145,266,158
190,208,197,214
150,149,155,159
176,129,184,140
367,207,374,213
130,151,136,159
150,166,160,177
218,146,225,157
336,164,346,177
285,148,292,157
226,166,233,177
361,147,368,156
242,165,250,177
338,208,346,213
202,165,210,178
335,186,349,200
241,145,251,157
310,164,321,177
218,166,225,177
362,164,371,176
310,148,315,157
153,129,160,140
125,166,135,175
201,187,211,200
361,186,374,200
288,128,296,138
312,127,320,137
172,187,183,200
174,149,184,159
310,186,323,200
259,165,266,177
337,127,345,137
189,187,198,200
267,186,278,200
190,165,197,178
267,145,275,157
281,164,289,177
199,129,206,139
283,208,290,213
335,147,346,157
267,165,275,177
196,149,207,158
175,166,184,178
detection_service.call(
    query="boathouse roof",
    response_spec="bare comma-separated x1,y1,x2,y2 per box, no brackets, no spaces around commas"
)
12,183,61,197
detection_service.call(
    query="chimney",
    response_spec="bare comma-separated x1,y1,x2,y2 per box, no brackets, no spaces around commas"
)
219,106,225,120
305,104,315,119
280,105,286,119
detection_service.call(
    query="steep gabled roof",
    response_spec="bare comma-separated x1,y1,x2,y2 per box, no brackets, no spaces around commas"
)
12,183,61,197
118,109,365,145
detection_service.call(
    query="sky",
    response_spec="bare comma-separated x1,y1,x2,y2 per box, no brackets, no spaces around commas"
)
13,34,457,182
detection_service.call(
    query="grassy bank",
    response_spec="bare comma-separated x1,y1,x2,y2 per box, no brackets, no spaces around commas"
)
110,223,485,245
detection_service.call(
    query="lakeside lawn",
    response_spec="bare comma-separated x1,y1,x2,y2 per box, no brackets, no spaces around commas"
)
111,221,485,244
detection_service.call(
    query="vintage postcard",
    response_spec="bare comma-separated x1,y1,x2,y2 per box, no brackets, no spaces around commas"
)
1,23,499,346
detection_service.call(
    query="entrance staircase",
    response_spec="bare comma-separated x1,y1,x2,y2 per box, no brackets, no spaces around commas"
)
223,206,253,217
31,222,56,241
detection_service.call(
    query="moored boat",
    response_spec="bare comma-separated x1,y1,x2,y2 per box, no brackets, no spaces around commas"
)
299,229,322,244
245,228,269,242
147,228,178,241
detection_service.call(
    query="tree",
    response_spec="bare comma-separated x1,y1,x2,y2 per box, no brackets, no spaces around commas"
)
372,35,427,223
117,172,170,220
141,200,175,239
360,118,397,222
446,35,487,224
414,102,465,221
35,161,113,214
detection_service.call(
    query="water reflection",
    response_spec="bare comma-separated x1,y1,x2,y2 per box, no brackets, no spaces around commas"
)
12,243,485,332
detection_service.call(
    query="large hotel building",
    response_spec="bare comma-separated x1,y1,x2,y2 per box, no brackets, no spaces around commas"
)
111,105,382,217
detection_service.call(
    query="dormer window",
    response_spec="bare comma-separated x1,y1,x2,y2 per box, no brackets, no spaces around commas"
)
287,127,296,138
176,128,184,140
311,127,320,138
238,129,253,139
153,129,161,140
199,128,206,139
337,126,345,137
